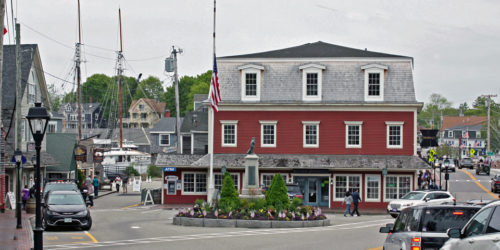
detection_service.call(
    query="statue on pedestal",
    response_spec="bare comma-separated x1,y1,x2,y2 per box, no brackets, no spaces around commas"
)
246,137,255,155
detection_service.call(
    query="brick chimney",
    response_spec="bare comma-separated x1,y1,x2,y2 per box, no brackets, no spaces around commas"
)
164,109,170,117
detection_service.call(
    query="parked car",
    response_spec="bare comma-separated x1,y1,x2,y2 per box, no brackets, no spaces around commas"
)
491,175,500,193
459,157,474,169
476,161,490,176
442,200,500,250
387,190,455,218
380,204,481,250
434,159,442,168
42,181,79,202
42,190,92,230
441,159,456,172
286,184,303,200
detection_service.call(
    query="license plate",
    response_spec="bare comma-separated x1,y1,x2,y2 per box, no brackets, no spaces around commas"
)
64,218,72,223
392,209,397,212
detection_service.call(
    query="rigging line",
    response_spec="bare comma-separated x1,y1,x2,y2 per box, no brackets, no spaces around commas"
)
84,43,115,52
19,22,74,50
126,55,169,62
5,3,10,44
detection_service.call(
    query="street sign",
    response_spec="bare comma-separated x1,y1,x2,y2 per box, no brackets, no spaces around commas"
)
429,149,436,155
163,167,177,172
487,152,494,156
470,148,476,157
382,168,388,176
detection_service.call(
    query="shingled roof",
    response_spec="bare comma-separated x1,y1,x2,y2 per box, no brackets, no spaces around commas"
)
441,116,487,131
220,41,412,59
130,98,166,113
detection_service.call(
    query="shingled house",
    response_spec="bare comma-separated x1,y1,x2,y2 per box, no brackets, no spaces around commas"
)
157,42,428,209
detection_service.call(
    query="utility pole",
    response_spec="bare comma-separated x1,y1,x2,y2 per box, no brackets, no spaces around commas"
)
0,0,6,213
172,46,182,154
482,94,497,153
15,23,20,151
76,0,82,141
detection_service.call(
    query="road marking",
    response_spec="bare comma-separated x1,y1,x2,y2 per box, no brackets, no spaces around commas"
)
71,236,84,240
367,247,383,250
46,236,59,240
84,231,98,243
45,219,393,249
122,203,141,209
460,169,497,199
131,226,141,229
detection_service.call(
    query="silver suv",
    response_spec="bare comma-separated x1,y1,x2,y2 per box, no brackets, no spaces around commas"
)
380,204,480,250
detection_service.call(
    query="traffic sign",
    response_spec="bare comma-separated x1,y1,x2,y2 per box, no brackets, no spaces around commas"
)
429,149,436,155
470,148,476,156
487,152,494,156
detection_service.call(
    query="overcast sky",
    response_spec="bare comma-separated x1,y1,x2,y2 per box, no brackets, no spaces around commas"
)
7,0,500,106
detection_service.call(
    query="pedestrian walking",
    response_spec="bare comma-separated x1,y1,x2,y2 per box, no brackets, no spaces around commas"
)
21,185,30,210
93,176,99,197
342,191,353,217
122,175,129,194
417,170,423,189
350,189,361,217
115,175,122,193
88,185,94,208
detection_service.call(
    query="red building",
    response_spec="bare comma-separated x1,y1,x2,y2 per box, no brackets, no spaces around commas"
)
157,42,428,210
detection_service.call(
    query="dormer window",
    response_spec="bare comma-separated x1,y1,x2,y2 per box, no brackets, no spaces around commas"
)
361,64,387,101
238,64,264,101
299,64,325,101
139,104,144,110
65,105,71,112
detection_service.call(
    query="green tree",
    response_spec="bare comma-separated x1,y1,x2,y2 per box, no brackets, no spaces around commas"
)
133,76,164,100
186,71,211,111
219,172,240,210
418,93,455,129
146,165,162,178
265,174,289,210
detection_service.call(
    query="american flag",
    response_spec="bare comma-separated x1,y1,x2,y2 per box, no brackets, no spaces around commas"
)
209,55,221,112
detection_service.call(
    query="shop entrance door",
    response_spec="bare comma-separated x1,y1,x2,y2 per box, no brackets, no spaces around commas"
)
294,176,329,207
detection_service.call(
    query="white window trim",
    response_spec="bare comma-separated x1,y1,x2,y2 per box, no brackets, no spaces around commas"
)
448,130,453,138
260,173,288,186
159,134,170,146
181,172,208,195
240,66,262,101
214,173,240,190
363,65,386,101
344,121,363,148
386,121,404,149
364,174,381,202
220,120,238,147
476,131,481,138
383,175,413,202
302,121,320,148
301,66,323,101
260,121,277,148
333,174,363,201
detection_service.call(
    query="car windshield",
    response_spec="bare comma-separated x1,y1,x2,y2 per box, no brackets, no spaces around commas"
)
420,207,480,233
47,194,84,205
400,192,426,200
287,185,301,193
44,184,78,194
463,159,472,163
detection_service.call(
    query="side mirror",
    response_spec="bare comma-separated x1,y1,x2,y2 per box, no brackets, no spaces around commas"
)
447,228,462,239
385,223,394,228
379,226,391,233
424,197,430,202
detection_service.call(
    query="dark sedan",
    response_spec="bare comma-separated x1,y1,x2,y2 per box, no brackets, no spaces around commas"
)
491,175,500,193
43,190,92,230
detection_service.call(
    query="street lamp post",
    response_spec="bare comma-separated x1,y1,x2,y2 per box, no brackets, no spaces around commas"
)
14,149,23,229
26,103,50,250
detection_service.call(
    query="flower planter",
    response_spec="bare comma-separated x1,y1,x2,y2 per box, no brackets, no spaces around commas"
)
172,216,181,225
181,217,204,227
203,219,236,227
271,220,304,228
303,220,324,227
236,219,271,228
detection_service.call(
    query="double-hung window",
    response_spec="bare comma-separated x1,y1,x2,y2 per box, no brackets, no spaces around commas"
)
239,65,264,101
260,121,277,147
361,64,387,101
334,174,362,200
220,120,238,147
159,134,170,146
345,121,363,148
214,173,239,191
365,175,381,202
302,121,320,148
300,64,325,101
183,173,207,194
384,175,412,201
386,121,404,149
261,173,288,188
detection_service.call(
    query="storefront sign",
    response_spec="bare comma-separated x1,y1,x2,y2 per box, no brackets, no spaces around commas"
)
74,145,87,162
163,167,177,172
93,148,105,163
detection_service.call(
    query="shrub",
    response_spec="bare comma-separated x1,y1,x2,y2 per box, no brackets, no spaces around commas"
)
254,198,267,210
195,199,205,207
124,166,140,176
240,198,249,209
147,165,162,178
265,174,289,210
77,169,86,189
290,197,302,212
219,172,240,210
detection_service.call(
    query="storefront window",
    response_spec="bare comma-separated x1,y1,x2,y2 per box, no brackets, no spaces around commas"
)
385,175,412,200
215,173,239,191
183,173,207,193
334,175,361,200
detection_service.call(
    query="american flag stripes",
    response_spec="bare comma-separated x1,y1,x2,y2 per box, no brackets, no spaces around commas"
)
209,55,221,112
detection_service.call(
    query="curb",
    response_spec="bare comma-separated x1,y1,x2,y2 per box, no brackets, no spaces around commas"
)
94,191,117,200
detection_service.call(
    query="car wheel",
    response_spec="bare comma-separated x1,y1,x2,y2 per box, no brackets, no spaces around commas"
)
390,214,398,218
81,217,92,231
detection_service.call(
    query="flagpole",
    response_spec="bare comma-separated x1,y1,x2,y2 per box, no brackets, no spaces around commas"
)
207,0,216,204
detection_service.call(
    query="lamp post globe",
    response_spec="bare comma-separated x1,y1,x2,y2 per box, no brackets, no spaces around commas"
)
26,103,50,250
14,149,23,229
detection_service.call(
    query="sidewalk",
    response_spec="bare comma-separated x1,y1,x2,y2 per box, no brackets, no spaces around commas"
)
0,209,33,250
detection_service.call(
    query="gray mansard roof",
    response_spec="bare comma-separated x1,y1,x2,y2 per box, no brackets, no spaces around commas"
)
156,153,429,170
220,41,412,59
218,42,420,105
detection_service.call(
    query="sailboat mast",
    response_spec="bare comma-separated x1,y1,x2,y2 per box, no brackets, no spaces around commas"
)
118,8,123,149
76,0,82,141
